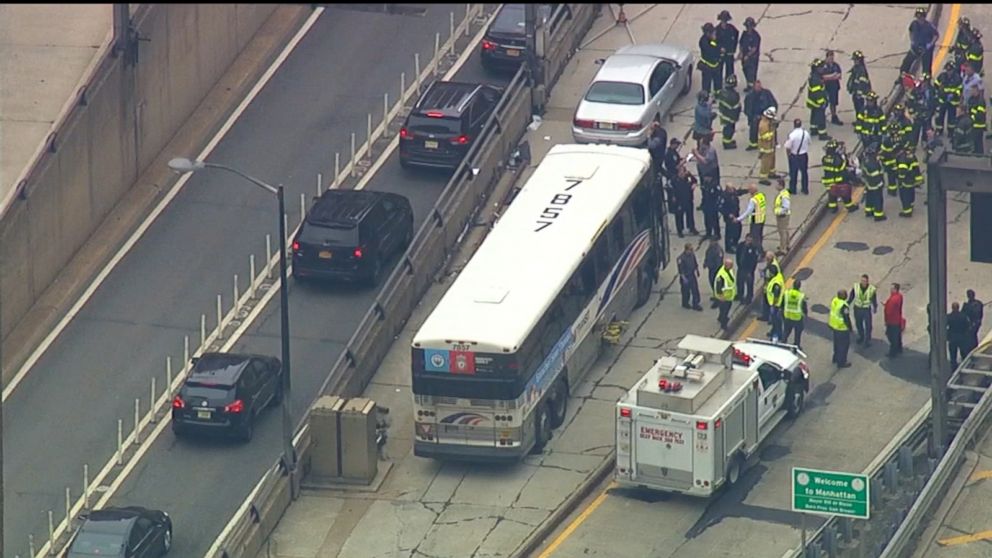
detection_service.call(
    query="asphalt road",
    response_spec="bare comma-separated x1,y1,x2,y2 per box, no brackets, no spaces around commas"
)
4,5,491,557
102,17,511,558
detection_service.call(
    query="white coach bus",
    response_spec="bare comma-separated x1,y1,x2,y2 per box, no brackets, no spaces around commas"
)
411,143,669,460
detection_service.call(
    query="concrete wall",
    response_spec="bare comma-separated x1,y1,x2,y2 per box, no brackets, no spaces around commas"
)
0,4,277,342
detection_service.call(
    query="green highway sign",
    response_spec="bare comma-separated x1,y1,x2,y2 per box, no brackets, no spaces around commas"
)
792,467,870,519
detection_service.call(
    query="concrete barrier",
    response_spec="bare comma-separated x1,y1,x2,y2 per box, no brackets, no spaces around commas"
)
0,4,278,344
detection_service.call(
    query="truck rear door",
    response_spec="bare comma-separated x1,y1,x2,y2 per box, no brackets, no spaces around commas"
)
631,414,694,492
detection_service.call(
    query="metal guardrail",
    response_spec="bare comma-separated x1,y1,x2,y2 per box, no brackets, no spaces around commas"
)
206,4,599,558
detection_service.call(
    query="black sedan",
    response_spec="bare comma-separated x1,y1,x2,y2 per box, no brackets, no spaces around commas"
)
65,506,172,557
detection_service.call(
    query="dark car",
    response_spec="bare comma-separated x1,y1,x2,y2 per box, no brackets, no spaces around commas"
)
171,352,282,442
291,189,414,285
65,506,172,558
480,3,556,71
399,81,502,169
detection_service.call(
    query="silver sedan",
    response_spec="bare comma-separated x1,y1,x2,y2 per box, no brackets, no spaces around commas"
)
572,43,694,146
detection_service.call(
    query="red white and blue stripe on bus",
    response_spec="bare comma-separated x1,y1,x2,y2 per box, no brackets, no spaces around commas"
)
595,229,652,319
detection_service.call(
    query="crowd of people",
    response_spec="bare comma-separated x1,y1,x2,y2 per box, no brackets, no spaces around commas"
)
661,9,989,367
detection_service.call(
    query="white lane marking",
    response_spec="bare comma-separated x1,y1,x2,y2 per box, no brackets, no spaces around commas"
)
204,8,498,557
3,7,326,403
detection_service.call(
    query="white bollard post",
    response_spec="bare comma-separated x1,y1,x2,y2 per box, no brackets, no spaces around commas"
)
200,314,206,348
65,487,71,524
150,377,157,423
367,113,373,155
284,213,290,244
134,398,141,445
383,93,390,138
450,12,455,51
466,4,472,35
350,133,357,177
216,294,224,340
29,534,36,557
233,274,240,309
300,192,306,225
83,464,90,509
183,336,190,368
48,511,54,552
434,33,441,70
266,234,273,279
400,72,406,101
415,53,421,94
117,419,123,465
249,255,257,299
316,172,322,197
334,152,341,186
166,356,173,393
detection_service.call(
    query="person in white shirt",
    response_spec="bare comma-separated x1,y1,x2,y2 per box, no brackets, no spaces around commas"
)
773,178,792,255
783,118,811,194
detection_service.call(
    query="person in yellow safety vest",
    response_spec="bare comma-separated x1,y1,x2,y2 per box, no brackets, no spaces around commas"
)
735,183,766,251
829,289,854,368
847,273,879,347
765,267,785,342
757,106,779,184
773,179,791,255
807,58,829,139
896,145,923,217
758,251,783,322
713,258,737,330
782,279,809,349
860,143,887,221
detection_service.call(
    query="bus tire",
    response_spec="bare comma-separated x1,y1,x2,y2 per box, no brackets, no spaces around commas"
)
725,453,744,488
531,403,552,454
634,266,652,308
548,378,569,429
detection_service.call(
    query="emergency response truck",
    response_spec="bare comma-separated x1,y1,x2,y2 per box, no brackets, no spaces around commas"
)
615,335,810,496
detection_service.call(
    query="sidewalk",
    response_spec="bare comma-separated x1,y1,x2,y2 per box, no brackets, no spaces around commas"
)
0,4,112,205
259,4,921,558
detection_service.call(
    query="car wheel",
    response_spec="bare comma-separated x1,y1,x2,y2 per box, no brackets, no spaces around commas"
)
269,380,284,408
530,403,552,454
548,377,569,428
634,266,652,308
160,524,172,555
680,67,692,96
171,420,185,438
725,454,743,488
786,386,805,418
239,412,255,443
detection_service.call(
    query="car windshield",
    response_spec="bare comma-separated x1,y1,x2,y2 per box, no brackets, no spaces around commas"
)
68,530,125,556
584,81,645,105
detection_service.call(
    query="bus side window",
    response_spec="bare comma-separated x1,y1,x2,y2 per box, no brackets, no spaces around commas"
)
594,235,611,284
632,182,653,230
580,258,597,294
610,216,626,254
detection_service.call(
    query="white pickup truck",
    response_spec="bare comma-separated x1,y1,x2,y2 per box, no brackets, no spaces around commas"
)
615,334,810,497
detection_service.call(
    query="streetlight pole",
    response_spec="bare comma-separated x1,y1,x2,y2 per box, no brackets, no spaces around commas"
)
167,158,296,479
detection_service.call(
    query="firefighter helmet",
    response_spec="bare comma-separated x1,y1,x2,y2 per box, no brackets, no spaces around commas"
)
744,16,757,28
915,7,927,17
718,10,732,22
852,50,865,62
725,74,738,87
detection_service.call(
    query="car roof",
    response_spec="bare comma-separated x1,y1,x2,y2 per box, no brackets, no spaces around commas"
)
188,353,255,385
81,508,144,534
616,43,690,64
595,54,660,85
308,189,387,228
735,341,802,369
413,81,487,118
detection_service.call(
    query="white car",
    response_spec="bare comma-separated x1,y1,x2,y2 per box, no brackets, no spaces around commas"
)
572,43,694,146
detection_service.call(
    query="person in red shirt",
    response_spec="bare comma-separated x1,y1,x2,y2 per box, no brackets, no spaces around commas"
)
884,283,905,357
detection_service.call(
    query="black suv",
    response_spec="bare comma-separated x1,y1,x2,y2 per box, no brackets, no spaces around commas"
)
480,4,556,71
171,352,282,442
292,189,414,285
66,506,172,558
399,81,502,169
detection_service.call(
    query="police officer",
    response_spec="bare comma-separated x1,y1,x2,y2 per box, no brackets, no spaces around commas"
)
907,73,937,147
830,288,854,368
739,17,761,92
967,87,986,154
952,103,975,153
822,139,845,212
735,233,762,304
782,279,809,349
715,10,739,82
934,60,962,135
744,80,778,151
713,258,737,330
848,274,879,347
698,23,723,94
716,74,742,149
807,58,829,139
860,143,887,221
847,50,872,127
677,243,704,311
896,144,923,217
879,123,902,196
857,90,885,148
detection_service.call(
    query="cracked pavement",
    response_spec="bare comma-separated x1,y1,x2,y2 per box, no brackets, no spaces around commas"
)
257,4,987,558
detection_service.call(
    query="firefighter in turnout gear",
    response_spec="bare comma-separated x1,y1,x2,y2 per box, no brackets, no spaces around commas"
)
758,106,779,183
861,143,887,221
888,103,914,140
699,23,723,94
952,103,975,153
715,10,740,82
822,139,847,212
879,124,902,196
896,145,923,217
716,74,742,149
907,73,937,148
807,59,829,139
857,91,885,147
966,29,984,74
953,17,975,71
847,50,872,126
934,60,962,135
967,88,986,154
